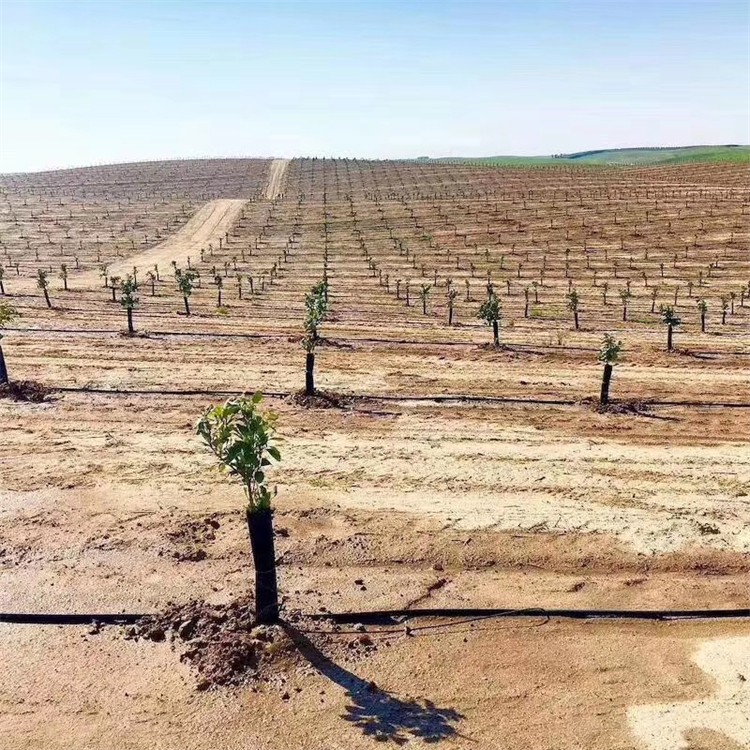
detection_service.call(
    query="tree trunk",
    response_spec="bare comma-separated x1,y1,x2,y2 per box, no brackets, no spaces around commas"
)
127,307,134,334
0,344,8,384
600,363,613,405
667,325,673,351
574,311,579,330
492,320,499,347
218,290,222,307
448,307,453,326
305,352,315,396
43,289,51,308
246,509,279,624
701,313,706,333
622,305,627,322
183,296,190,316
0,280,4,295
111,287,116,302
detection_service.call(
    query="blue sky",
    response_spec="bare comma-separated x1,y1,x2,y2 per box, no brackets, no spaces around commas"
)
0,0,747,172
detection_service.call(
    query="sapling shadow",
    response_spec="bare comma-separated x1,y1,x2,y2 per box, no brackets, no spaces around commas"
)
283,625,463,745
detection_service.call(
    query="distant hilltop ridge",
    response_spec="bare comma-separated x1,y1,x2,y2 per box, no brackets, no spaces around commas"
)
554,144,746,159
426,144,750,166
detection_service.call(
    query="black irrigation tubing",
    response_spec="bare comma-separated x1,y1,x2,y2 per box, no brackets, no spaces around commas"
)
310,607,750,625
3,607,750,628
10,327,591,351
47,385,750,409
54,385,290,398
0,613,145,625
7,325,750,357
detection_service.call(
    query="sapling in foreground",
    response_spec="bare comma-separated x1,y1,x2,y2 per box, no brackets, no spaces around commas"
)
120,275,138,334
660,304,681,352
419,284,431,315
446,286,458,325
0,302,19,384
176,268,198,315
197,394,282,624
214,275,223,307
566,289,580,330
302,279,329,395
37,269,51,308
477,291,501,347
697,298,707,332
109,276,121,302
598,333,622,406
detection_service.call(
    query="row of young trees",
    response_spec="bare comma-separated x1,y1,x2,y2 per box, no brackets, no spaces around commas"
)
191,289,634,628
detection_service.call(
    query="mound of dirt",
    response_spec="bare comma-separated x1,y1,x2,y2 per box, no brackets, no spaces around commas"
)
580,396,654,415
126,596,294,690
289,389,357,409
0,380,51,402
124,597,378,691
161,513,222,561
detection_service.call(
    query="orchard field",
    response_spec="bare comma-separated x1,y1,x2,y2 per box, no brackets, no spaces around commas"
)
1,157,749,750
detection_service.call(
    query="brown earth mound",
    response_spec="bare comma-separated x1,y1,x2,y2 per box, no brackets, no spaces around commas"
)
0,380,51,402
289,389,358,409
124,596,377,691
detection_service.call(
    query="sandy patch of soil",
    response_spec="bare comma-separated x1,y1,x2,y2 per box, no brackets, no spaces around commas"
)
75,199,248,283
265,159,289,199
629,635,750,749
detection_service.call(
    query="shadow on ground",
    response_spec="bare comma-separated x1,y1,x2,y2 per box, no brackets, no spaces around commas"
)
283,623,463,744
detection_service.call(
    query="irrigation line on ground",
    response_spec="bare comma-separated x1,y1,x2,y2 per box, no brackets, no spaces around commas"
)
9,326,750,357
3,607,750,628
50,385,750,409
308,607,750,624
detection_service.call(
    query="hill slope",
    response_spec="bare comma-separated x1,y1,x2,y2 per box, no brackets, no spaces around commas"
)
428,144,750,167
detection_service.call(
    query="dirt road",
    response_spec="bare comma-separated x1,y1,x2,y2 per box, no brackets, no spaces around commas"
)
265,158,289,199
75,199,247,284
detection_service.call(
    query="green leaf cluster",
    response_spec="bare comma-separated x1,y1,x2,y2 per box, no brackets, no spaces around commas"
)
659,304,681,327
303,279,329,353
0,301,19,341
175,268,199,297
566,289,580,311
477,292,501,324
197,393,281,513
119,275,139,310
598,333,623,365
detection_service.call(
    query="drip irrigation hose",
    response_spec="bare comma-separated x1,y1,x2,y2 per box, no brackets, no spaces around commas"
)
308,607,750,625
49,385,750,409
0,613,145,625
2,607,750,628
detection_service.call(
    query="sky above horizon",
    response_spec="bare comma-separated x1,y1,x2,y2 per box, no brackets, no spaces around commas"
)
0,0,748,173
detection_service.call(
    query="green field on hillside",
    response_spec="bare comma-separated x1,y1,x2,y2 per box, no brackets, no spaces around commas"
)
427,144,750,167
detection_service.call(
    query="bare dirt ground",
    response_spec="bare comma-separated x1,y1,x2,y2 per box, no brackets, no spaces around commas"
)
265,158,289,199
77,198,248,283
0,159,748,749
